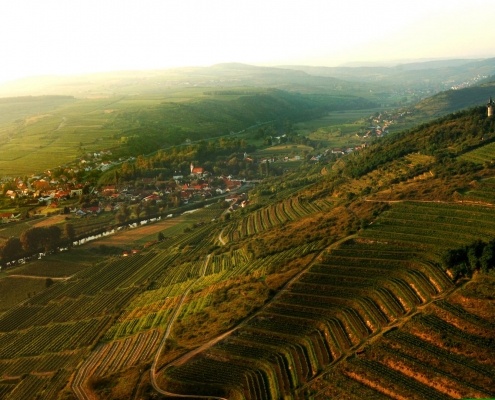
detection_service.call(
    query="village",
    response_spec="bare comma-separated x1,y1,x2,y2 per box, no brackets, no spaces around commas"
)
0,159,252,224
0,107,403,224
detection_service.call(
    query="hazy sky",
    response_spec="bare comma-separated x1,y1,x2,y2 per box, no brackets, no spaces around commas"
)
0,0,493,84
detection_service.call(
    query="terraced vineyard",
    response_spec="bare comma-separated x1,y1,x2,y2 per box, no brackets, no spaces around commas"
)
459,140,495,164
1,194,494,399
156,201,495,399
462,176,495,203
0,219,221,399
310,273,495,399
2,66,495,400
223,196,333,242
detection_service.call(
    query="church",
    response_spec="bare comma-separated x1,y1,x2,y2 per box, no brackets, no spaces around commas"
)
488,97,494,117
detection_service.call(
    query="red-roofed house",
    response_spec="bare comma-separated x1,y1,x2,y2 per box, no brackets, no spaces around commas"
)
190,163,204,177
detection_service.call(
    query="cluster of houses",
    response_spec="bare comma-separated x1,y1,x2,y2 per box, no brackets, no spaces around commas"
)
0,160,248,223
1,109,404,223
2,175,84,205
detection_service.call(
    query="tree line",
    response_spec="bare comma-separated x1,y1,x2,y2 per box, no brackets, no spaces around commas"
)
0,224,76,265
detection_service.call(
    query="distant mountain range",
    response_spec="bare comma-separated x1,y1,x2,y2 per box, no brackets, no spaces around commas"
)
279,58,495,87
1,58,494,100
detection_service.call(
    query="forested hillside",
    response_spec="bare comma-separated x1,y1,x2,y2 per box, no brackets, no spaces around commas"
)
115,89,376,156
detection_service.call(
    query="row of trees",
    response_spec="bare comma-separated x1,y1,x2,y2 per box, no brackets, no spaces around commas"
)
0,224,76,265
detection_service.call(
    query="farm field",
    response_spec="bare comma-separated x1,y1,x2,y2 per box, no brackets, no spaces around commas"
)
155,200,495,399
309,271,495,400
0,97,125,176
462,176,495,203
0,182,330,399
0,277,47,311
459,141,495,164
255,144,314,157
4,257,89,278
1,181,494,398
223,195,333,243
295,109,378,133
81,216,186,249
0,223,215,399
0,85,346,177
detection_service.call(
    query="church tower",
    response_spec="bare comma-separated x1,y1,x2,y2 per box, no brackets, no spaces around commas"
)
488,97,494,117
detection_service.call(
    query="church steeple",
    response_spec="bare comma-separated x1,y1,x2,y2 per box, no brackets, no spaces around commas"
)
488,97,494,118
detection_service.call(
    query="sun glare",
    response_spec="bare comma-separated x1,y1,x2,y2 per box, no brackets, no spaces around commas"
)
0,0,493,83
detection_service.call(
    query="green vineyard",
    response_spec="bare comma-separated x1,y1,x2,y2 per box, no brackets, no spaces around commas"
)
157,201,495,399
223,196,333,242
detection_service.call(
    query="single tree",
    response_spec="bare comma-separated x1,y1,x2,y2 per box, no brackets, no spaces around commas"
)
64,223,76,246
20,228,42,253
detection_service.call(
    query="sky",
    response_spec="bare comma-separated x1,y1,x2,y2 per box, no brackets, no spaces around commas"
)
0,0,493,84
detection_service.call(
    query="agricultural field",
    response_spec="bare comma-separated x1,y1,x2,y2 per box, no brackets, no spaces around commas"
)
462,176,495,203
81,216,186,249
223,195,333,243
255,144,314,157
295,109,377,134
459,141,495,164
0,276,48,311
0,97,126,176
1,176,494,398
310,271,495,399
0,85,348,177
0,176,329,399
0,217,218,399
0,75,494,399
4,257,89,278
155,200,495,399
0,96,76,125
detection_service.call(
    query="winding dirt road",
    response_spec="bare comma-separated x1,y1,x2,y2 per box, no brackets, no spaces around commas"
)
149,254,230,400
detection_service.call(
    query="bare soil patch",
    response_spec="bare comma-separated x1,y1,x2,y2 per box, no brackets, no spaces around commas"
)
31,214,68,227
83,218,183,248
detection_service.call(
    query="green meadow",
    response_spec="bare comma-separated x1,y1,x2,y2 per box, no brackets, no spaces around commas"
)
295,109,378,148
0,88,378,177
0,97,124,175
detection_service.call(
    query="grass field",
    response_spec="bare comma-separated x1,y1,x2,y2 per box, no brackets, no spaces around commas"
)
0,276,47,311
5,257,90,278
295,109,377,149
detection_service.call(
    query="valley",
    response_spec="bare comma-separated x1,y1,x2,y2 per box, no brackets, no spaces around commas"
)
0,61,494,399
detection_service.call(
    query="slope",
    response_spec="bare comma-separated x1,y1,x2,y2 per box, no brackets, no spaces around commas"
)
1,104,495,399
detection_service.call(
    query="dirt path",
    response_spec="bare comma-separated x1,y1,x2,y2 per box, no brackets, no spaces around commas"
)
7,274,69,281
297,273,467,397
149,254,230,399
150,237,352,397
218,227,226,245
365,198,495,207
